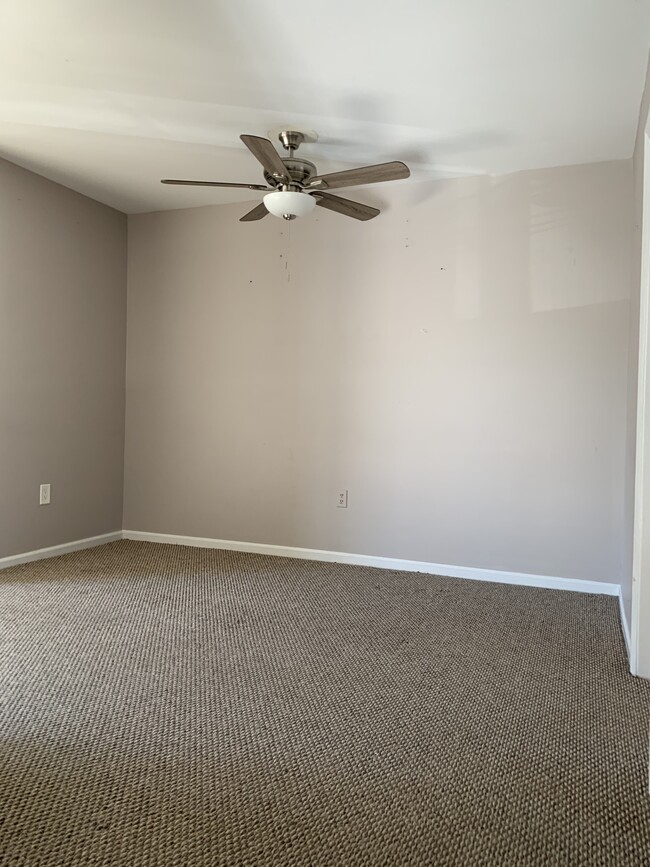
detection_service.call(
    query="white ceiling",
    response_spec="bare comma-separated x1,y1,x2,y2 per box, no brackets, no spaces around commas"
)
0,0,649,214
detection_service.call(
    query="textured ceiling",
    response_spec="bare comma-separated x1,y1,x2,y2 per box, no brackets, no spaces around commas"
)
0,0,648,213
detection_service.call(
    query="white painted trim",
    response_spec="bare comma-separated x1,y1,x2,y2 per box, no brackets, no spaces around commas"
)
122,530,620,596
0,531,123,571
618,589,633,670
631,130,650,679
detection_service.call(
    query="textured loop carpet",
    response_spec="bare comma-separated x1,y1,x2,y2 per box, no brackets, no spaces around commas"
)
0,540,649,866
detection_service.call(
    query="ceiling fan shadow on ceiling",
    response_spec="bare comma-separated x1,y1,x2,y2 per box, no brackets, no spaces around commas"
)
161,129,410,222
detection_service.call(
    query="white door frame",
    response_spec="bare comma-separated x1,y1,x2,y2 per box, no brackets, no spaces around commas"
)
632,130,650,680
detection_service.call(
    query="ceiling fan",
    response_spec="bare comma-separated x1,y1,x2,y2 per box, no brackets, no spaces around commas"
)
161,130,410,222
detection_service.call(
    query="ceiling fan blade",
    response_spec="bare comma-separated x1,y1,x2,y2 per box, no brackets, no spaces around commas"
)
308,161,409,191
313,192,379,221
239,202,269,222
240,135,289,181
161,179,270,190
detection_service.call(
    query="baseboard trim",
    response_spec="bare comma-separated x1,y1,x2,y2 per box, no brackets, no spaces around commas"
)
0,531,123,571
122,530,620,596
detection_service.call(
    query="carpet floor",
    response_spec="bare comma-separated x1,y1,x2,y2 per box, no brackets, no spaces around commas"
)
0,540,649,866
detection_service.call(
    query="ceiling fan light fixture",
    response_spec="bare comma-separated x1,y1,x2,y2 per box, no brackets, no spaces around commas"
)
163,130,409,223
263,190,316,220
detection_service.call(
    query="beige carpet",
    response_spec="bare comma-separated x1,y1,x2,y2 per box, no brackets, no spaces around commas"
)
0,540,649,866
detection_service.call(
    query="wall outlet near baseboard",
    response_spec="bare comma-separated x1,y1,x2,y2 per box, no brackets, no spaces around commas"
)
337,489,348,508
39,483,51,505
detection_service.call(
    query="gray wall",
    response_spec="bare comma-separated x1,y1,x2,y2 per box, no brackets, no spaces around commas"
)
124,160,632,583
0,158,127,558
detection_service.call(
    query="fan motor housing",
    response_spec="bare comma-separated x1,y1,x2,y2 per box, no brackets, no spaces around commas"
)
264,157,317,188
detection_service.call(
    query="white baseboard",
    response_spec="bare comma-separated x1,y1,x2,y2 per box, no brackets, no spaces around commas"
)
0,531,123,571
122,530,620,596
3,529,630,670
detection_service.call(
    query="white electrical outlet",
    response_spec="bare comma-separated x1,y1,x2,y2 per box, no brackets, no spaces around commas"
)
337,489,348,509
39,483,51,505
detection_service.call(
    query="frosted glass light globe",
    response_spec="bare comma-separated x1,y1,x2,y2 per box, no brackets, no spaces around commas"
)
263,190,316,220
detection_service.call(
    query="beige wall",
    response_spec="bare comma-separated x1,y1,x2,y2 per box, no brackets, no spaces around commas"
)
0,158,127,558
124,160,632,583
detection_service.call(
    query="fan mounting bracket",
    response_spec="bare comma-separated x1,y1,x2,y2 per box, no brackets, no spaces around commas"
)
268,127,318,152
279,130,304,152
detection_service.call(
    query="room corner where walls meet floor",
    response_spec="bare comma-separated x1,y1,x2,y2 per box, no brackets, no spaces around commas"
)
0,529,635,676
